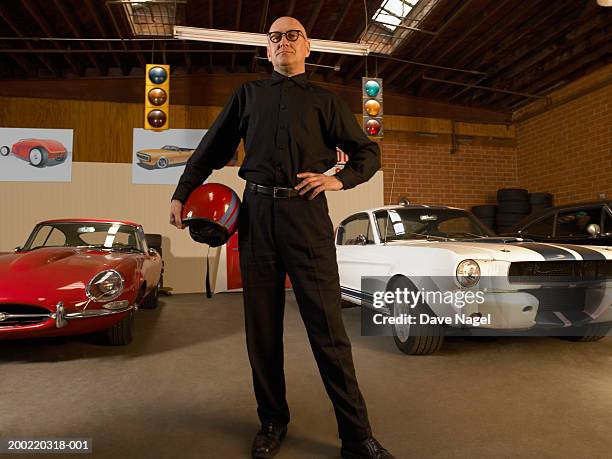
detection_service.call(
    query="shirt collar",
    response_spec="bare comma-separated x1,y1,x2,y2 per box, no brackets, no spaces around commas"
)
271,70,307,88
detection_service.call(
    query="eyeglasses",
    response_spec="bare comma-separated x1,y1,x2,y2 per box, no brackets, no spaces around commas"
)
267,30,304,43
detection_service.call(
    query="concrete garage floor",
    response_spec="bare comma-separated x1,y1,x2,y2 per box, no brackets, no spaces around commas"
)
2,293,612,459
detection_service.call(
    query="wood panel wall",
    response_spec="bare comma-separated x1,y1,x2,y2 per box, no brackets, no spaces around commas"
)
0,95,516,164
0,97,225,163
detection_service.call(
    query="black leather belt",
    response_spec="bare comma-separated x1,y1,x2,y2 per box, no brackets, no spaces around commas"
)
246,181,301,198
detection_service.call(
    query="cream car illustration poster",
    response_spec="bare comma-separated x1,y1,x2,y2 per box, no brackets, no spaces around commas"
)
132,128,207,185
0,128,73,182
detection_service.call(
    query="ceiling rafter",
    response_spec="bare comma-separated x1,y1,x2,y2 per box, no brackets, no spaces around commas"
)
432,0,569,99
0,3,60,77
208,0,214,72
21,0,83,76
462,2,592,103
482,31,611,107
53,0,106,76
308,0,354,79
383,0,476,87
415,0,515,94
306,0,325,35
84,0,128,75
0,42,37,78
105,1,147,69
229,0,242,72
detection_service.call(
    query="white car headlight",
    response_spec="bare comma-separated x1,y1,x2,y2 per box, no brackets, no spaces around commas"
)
87,270,124,302
456,260,481,287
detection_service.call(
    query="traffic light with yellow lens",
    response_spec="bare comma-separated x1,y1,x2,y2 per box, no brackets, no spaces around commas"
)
145,64,170,130
362,77,383,138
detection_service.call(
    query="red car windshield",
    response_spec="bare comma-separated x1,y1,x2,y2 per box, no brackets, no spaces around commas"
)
23,222,142,252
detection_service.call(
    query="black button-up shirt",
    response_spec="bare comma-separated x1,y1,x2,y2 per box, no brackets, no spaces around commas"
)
172,70,381,203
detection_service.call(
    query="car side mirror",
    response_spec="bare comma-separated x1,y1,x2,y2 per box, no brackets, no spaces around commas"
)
148,248,158,256
586,223,601,236
355,234,367,246
14,246,22,252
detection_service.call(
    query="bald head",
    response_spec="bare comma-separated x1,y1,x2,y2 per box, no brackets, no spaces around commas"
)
268,16,307,38
266,16,310,77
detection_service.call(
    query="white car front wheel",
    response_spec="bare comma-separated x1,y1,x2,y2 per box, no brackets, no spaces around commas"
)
389,277,445,355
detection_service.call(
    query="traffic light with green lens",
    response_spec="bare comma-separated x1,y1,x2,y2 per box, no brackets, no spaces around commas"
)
362,77,383,138
145,64,170,131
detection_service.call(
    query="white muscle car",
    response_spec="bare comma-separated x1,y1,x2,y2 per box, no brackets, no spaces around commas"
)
336,204,612,355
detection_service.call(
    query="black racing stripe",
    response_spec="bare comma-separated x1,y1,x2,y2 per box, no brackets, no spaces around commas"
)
341,287,373,303
549,244,607,261
512,242,576,260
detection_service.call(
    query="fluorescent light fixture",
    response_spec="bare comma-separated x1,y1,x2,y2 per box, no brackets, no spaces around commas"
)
174,26,370,56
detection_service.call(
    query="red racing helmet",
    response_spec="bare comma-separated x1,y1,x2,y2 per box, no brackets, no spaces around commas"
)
182,183,241,247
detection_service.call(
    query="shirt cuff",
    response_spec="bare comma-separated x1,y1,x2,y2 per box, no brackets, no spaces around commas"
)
334,168,356,190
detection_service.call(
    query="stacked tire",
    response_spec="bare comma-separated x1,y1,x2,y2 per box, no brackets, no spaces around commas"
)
496,188,530,234
529,192,553,215
471,205,497,233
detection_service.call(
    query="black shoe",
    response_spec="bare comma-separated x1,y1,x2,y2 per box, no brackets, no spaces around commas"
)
251,421,288,459
341,437,395,459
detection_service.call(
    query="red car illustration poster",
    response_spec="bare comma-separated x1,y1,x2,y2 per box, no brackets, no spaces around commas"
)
0,128,73,182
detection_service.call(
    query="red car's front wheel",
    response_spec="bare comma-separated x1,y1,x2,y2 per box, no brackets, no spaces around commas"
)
104,311,135,345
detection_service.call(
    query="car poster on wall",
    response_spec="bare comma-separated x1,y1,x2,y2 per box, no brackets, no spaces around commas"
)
0,128,73,182
132,128,208,185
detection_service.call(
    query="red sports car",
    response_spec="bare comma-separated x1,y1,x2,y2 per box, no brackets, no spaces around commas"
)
0,138,67,167
0,219,162,345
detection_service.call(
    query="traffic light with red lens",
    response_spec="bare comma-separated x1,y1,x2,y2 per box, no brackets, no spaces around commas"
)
145,64,170,130
362,77,383,138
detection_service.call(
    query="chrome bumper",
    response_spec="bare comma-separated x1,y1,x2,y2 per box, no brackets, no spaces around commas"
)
1,301,135,329
53,301,135,328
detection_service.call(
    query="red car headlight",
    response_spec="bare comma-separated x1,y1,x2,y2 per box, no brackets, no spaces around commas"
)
87,270,124,302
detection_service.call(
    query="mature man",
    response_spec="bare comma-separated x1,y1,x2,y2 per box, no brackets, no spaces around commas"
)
170,16,394,459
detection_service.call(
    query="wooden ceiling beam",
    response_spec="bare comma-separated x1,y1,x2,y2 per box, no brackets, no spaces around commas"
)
208,0,214,72
286,0,297,17
0,44,37,78
480,33,611,107
84,0,128,75
473,13,605,103
21,0,83,76
0,4,60,77
229,0,242,72
383,0,477,87
306,0,325,35
433,0,570,99
308,0,353,79
53,0,106,76
104,1,147,69
416,0,515,94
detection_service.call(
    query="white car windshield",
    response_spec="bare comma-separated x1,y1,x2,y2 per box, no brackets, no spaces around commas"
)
375,209,494,241
23,222,142,252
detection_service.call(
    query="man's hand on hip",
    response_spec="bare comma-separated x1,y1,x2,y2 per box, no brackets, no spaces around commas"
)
170,199,186,229
295,172,343,200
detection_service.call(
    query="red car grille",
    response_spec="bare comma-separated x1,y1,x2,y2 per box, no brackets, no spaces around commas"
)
0,304,52,327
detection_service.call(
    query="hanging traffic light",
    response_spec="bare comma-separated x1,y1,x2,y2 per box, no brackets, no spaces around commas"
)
145,64,170,130
362,77,383,138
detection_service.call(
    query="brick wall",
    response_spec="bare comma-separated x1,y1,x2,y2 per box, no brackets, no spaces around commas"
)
381,65,611,211
381,132,518,210
515,65,612,205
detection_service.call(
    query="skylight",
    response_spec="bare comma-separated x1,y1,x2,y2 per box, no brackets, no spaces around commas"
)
372,0,417,32
361,0,438,55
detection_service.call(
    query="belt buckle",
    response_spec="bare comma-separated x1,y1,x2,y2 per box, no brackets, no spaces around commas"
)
273,187,288,198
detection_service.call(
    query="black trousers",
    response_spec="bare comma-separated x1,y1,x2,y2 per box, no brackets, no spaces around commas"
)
238,188,372,441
